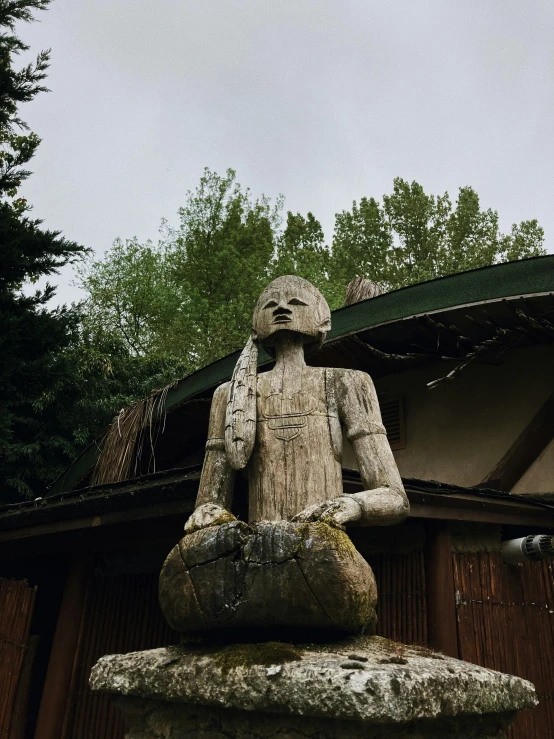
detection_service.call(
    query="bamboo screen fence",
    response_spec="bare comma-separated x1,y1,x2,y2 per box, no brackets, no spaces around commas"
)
366,552,428,646
454,552,554,739
0,578,37,739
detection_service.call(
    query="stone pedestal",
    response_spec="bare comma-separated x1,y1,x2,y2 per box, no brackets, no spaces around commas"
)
90,636,537,739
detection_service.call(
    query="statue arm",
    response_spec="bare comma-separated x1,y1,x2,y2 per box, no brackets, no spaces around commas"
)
293,370,409,529
336,369,409,526
185,382,237,533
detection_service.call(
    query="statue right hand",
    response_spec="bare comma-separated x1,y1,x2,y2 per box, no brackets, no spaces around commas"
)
184,503,237,535
292,495,362,530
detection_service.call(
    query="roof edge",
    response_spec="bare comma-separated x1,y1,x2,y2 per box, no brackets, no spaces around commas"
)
50,255,554,494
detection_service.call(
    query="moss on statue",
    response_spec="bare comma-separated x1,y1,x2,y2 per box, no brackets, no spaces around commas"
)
160,519,377,635
297,521,359,560
184,510,238,535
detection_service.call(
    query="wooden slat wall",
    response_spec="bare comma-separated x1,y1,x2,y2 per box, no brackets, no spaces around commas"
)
454,552,554,739
62,573,177,739
0,578,36,738
367,552,427,645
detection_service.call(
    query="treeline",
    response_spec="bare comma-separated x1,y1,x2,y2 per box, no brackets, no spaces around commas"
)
0,2,546,501
79,166,545,370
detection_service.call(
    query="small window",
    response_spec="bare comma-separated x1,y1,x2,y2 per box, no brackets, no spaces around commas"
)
379,395,405,451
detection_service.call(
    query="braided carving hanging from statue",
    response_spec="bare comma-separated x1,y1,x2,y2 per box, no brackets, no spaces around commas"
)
159,276,409,636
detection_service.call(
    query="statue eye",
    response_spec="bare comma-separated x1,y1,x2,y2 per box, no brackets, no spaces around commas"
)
288,298,308,306
263,300,278,309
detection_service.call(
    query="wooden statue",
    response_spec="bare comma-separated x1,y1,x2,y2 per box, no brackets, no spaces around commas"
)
160,276,409,636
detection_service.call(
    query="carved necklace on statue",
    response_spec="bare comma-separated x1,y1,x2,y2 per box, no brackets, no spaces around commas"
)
261,391,315,441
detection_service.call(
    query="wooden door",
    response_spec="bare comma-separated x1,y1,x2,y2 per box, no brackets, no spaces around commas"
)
454,552,554,738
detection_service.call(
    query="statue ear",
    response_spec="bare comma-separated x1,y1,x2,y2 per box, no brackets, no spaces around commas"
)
318,317,331,333
251,327,258,342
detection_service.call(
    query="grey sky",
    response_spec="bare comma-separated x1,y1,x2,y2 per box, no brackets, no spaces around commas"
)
18,0,554,305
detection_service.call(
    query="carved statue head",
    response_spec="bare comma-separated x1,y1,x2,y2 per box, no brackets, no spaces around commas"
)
225,276,331,470
252,276,331,348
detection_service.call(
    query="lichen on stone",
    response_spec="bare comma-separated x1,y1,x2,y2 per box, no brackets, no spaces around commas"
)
212,641,302,674
90,634,538,732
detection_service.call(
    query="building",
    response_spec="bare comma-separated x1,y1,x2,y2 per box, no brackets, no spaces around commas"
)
1,255,554,738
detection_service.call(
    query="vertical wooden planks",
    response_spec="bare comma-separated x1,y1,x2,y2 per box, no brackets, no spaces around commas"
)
35,554,90,739
8,635,39,739
62,572,178,739
0,578,37,738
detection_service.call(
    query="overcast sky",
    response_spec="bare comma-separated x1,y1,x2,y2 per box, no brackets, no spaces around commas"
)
17,0,554,305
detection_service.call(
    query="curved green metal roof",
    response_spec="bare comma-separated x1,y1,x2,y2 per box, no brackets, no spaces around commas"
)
51,255,554,494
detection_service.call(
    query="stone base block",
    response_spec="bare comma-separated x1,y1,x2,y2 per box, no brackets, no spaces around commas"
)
90,636,537,739
115,697,518,739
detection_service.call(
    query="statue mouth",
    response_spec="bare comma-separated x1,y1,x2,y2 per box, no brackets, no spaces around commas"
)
272,315,292,324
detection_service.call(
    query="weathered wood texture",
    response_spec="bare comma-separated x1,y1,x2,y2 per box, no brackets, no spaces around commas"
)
0,578,36,738
61,573,178,739
182,276,408,635
194,275,408,530
160,520,377,635
454,552,554,739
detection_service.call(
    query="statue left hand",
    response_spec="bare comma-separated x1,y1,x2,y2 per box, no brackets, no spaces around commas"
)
184,503,237,535
292,496,362,530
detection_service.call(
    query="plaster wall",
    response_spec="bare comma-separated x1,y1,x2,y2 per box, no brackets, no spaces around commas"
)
343,345,554,494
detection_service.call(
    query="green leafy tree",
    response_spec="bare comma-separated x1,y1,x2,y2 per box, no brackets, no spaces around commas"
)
332,178,545,294
275,211,331,298
79,173,546,383
46,318,190,455
330,195,394,300
0,0,87,500
79,169,283,371
79,237,181,358
166,168,281,365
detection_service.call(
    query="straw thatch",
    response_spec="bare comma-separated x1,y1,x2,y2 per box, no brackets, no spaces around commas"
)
91,382,176,486
344,277,384,306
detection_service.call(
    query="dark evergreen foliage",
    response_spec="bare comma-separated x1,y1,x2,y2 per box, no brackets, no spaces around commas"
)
0,0,87,500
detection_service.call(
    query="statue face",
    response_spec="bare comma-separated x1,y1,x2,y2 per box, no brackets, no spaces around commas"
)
253,276,331,346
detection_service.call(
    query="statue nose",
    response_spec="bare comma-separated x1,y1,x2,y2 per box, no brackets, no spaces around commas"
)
273,301,292,316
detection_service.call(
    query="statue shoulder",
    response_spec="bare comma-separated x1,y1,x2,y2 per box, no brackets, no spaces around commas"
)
210,381,231,415
214,380,231,398
332,367,376,392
